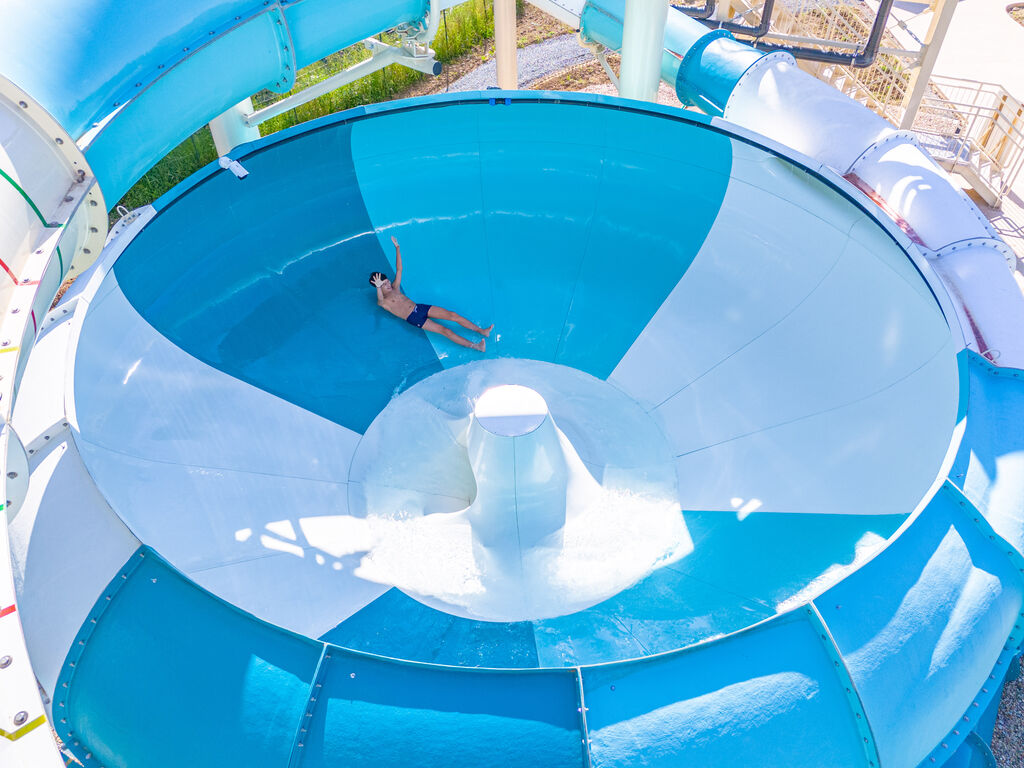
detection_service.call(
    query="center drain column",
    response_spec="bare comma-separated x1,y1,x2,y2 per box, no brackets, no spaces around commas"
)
466,385,569,563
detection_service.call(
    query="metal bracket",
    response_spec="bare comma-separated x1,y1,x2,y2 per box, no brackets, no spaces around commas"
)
580,40,619,89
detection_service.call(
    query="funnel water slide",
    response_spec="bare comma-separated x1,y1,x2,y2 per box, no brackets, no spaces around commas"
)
0,1,1023,767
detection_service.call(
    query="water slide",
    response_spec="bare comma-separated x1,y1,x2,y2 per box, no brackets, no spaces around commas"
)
1,0,1023,766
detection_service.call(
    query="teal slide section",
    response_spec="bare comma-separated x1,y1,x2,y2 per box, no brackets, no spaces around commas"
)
112,98,729,407
816,481,1024,768
581,610,871,767
322,512,904,668
301,651,584,768
54,550,588,768
349,99,731,378
113,121,443,434
61,97,1021,767
0,0,432,202
950,353,1024,555
55,551,324,767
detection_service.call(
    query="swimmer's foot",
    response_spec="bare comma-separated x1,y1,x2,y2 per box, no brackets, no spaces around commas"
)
473,338,486,352
481,324,494,338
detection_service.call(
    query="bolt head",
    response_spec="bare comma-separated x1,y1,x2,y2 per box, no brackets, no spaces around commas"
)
13,711,28,725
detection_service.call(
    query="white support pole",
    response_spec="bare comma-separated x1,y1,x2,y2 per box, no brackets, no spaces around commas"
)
619,0,670,102
494,0,518,89
209,98,262,155
898,0,958,130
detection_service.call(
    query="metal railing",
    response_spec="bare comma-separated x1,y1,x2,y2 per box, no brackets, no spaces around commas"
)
911,76,1024,207
717,0,1023,207
715,0,921,118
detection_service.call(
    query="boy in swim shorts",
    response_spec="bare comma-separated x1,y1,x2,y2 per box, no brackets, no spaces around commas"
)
370,235,493,351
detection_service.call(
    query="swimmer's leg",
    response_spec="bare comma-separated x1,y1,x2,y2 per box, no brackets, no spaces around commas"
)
423,319,485,351
428,306,493,337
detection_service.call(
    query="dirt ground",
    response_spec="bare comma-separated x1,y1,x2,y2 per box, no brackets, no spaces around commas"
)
399,5,574,99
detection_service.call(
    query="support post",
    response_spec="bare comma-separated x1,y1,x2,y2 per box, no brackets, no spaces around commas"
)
620,0,670,102
209,98,261,155
494,0,518,89
898,0,958,130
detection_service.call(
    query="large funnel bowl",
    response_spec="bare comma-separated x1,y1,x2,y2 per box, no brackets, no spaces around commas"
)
13,96,1020,768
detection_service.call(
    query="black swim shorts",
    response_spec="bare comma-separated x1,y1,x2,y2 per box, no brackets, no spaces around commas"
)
406,303,431,328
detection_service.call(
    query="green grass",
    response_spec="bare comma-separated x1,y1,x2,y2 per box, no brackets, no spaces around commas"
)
110,0,498,222
109,128,219,226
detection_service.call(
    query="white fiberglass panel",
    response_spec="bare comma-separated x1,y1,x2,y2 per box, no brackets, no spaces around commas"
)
667,334,959,514
612,140,958,514
8,436,141,696
849,138,992,250
69,273,387,633
72,275,360,481
609,147,859,408
722,55,894,172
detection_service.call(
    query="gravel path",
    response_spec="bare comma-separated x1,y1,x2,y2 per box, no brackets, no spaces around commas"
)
993,657,1024,767
450,33,590,91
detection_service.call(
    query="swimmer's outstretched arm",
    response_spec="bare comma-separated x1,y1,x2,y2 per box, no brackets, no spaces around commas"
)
391,235,403,292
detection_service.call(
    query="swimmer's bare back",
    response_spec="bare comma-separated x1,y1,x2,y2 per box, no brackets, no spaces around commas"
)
370,235,493,352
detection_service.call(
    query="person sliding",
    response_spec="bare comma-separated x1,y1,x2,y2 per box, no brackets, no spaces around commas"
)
370,235,493,352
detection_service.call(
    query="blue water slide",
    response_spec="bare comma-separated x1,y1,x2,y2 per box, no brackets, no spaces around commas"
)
2,0,1024,766
18,94,1011,768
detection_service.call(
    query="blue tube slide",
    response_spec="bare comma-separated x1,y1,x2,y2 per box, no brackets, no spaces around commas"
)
0,0,766,204
0,0,436,203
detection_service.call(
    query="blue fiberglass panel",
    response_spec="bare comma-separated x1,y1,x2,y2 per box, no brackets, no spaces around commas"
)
349,105,494,368
532,560,774,666
352,101,731,376
298,649,584,767
113,122,442,433
320,588,540,668
86,11,288,203
534,512,905,666
285,0,423,69
55,549,321,768
476,104,606,363
672,511,906,611
0,0,264,138
554,108,732,377
0,0,426,142
816,485,1024,768
581,611,867,767
950,354,1024,554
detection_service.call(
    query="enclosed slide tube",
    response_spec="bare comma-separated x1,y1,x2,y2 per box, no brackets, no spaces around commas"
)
0,0,1023,766
579,0,1024,366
